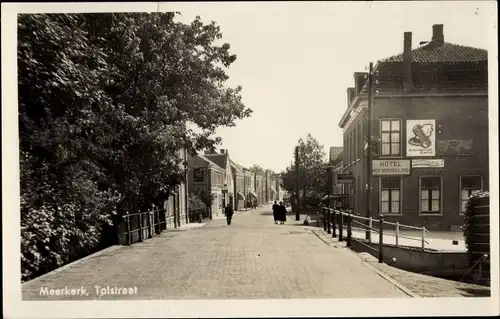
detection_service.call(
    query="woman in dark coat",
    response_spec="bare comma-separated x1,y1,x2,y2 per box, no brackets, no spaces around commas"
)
279,201,287,224
272,201,279,224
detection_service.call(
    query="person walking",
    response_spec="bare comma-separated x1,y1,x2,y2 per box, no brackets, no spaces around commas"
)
279,201,287,224
225,203,234,226
272,201,279,224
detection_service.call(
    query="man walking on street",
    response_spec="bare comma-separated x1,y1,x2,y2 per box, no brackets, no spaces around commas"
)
225,203,234,226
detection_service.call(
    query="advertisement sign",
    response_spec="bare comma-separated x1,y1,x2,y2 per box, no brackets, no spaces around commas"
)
412,159,444,168
372,159,411,175
406,119,436,157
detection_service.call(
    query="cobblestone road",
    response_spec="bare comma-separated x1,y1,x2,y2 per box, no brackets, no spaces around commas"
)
22,205,408,300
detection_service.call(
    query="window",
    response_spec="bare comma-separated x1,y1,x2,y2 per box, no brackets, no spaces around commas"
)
193,168,204,183
460,176,482,213
420,176,442,214
380,119,401,156
381,176,401,214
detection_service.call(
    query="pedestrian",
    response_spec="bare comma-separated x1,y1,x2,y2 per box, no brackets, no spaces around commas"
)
279,201,287,224
272,201,279,224
225,203,234,226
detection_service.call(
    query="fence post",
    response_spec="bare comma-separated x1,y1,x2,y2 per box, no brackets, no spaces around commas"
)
332,210,337,238
138,211,143,242
368,217,372,244
125,212,131,245
421,227,426,251
323,208,327,231
151,204,155,235
347,213,352,247
338,212,344,242
378,215,384,263
155,206,159,234
327,209,331,234
395,222,400,247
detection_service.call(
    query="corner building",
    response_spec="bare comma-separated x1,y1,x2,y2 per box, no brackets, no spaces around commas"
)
338,24,489,231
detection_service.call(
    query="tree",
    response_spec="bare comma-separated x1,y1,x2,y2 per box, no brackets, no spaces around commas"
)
248,164,265,175
280,134,328,202
19,13,252,281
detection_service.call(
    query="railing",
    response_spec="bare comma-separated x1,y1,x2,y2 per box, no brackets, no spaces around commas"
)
460,253,489,283
320,207,430,263
122,204,169,246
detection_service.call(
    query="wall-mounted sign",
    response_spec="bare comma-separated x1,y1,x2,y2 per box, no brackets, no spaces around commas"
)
412,159,444,168
372,159,411,175
436,139,474,156
336,173,354,184
406,119,436,157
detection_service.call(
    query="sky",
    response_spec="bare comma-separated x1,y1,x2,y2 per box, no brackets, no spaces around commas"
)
173,1,496,173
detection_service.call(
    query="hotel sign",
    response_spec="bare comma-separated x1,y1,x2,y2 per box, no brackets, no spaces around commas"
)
412,159,444,168
372,159,411,176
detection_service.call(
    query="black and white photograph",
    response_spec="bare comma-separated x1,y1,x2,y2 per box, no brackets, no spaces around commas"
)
2,1,499,318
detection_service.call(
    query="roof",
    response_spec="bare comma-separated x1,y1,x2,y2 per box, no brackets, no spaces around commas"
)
204,153,228,170
196,154,225,171
380,41,487,64
229,159,245,173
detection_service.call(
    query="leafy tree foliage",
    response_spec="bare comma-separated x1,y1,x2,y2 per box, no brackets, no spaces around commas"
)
19,12,251,281
248,164,265,175
280,134,328,201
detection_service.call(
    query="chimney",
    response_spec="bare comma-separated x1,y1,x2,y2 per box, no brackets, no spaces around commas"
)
403,32,413,92
220,149,225,154
432,24,444,44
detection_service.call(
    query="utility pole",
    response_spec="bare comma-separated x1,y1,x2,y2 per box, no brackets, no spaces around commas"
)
295,146,300,221
365,62,374,240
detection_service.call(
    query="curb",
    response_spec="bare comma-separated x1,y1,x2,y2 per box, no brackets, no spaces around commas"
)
311,229,420,298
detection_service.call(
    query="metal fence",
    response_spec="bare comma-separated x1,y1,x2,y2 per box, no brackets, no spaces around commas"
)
320,207,429,263
119,204,170,246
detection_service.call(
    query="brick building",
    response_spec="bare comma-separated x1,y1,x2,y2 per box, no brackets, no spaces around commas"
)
230,159,245,211
187,152,227,217
338,24,488,231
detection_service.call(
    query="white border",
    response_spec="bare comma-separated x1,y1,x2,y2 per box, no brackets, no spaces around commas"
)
2,2,499,318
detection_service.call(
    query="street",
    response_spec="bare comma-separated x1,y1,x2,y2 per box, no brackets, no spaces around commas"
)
22,205,408,300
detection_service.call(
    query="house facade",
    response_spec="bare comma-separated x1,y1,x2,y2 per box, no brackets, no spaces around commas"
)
187,152,226,218
230,160,245,210
255,172,266,205
164,148,189,228
244,168,257,207
338,24,488,231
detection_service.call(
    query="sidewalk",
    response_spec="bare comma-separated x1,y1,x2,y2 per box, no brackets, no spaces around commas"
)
311,227,490,297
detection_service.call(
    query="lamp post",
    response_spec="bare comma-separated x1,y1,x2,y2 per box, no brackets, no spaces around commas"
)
365,62,374,240
295,146,300,221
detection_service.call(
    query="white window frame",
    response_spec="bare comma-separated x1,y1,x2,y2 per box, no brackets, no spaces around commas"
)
379,118,402,157
459,175,483,215
419,175,443,216
379,176,403,216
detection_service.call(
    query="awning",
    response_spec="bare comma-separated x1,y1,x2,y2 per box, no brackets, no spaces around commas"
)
248,191,257,198
237,192,245,200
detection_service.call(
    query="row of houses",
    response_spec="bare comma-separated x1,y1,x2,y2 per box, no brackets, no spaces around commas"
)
187,149,283,217
329,24,489,231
